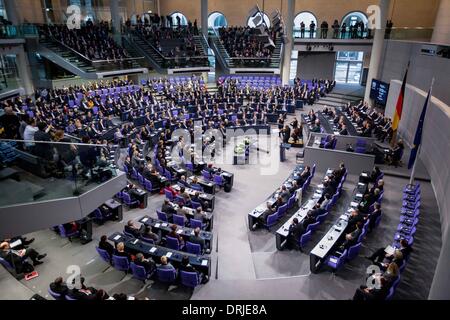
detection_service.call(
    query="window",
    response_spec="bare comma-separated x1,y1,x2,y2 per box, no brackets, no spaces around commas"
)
247,12,271,28
170,12,188,26
341,11,368,28
293,12,318,38
334,51,364,84
0,0,7,19
208,12,227,29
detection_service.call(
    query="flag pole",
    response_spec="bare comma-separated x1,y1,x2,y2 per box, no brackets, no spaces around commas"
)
409,77,434,185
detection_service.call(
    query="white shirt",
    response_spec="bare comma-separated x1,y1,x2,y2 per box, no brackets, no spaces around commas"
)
23,125,38,147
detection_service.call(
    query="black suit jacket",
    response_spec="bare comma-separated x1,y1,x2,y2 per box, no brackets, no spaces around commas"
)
189,235,205,251
289,223,305,240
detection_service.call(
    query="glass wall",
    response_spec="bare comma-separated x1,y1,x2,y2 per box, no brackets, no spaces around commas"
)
334,51,364,84
0,54,19,94
208,12,227,29
293,11,317,38
170,12,188,26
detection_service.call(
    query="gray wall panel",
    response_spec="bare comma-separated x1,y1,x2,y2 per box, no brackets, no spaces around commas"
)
385,79,450,299
297,52,336,80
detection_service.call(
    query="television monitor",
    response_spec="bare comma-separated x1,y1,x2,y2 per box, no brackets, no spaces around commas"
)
370,79,390,106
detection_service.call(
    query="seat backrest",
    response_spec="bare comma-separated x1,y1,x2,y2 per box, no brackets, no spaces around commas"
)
157,210,168,222
186,241,201,255
267,212,278,225
157,268,176,283
173,214,185,226
190,218,203,229
214,174,223,185
347,242,362,260
306,221,320,233
300,230,312,246
190,201,202,210
0,257,13,270
96,247,111,263
48,288,62,300
112,255,129,271
130,262,147,279
180,270,199,288
166,236,180,250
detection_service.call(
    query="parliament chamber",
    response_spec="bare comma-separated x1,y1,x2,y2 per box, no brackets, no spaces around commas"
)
0,0,449,305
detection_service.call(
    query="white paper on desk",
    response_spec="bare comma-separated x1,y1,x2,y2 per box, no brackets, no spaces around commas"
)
317,184,324,189
162,223,168,227
358,182,365,186
350,201,359,207
384,245,395,255
132,239,139,245
176,229,183,234
141,217,149,223
155,223,161,228
330,257,338,263
9,239,22,248
149,247,157,253
113,235,121,241
361,173,368,177
165,252,173,258
201,259,208,266
356,193,363,198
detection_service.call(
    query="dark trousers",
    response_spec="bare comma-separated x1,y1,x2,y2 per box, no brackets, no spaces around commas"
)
369,247,386,263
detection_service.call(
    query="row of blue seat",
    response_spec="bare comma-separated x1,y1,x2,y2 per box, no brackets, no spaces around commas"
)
384,183,421,300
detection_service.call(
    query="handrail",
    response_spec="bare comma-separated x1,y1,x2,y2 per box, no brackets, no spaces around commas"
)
130,28,210,60
41,30,143,64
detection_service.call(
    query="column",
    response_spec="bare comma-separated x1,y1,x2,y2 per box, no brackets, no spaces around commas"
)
3,0,20,25
281,0,295,86
364,0,390,102
201,0,208,36
431,0,450,45
110,0,121,35
16,49,34,96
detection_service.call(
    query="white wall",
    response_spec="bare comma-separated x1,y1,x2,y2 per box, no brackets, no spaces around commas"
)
386,80,450,299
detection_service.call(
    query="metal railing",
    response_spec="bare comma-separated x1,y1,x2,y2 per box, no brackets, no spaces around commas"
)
128,28,211,69
0,24,39,39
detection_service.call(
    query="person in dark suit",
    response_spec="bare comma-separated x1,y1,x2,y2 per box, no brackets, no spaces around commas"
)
168,224,185,246
271,196,284,211
124,220,144,238
161,199,176,221
288,218,305,250
367,203,382,232
341,221,363,249
295,166,310,186
346,209,366,232
310,203,326,218
339,124,348,135
98,235,114,257
369,166,382,183
141,226,160,244
282,125,291,144
134,253,155,274
49,277,69,296
367,239,411,266
188,227,205,253
258,202,276,226
352,276,390,300
279,185,290,203
33,122,53,160
302,212,316,230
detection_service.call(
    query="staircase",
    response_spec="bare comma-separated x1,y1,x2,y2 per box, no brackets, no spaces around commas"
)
38,37,148,79
210,32,283,73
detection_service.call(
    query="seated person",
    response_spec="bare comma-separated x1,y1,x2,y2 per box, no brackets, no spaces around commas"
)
67,277,98,300
49,277,69,297
188,227,206,253
0,241,46,273
352,276,390,300
178,186,192,206
295,166,311,186
161,199,176,221
324,135,336,149
124,220,144,238
340,221,363,249
134,253,156,274
271,196,284,211
158,255,176,271
279,185,290,203
367,247,405,270
191,191,208,211
168,224,185,246
192,207,210,229
367,203,382,232
346,209,366,232
302,212,316,230
257,202,276,226
369,166,382,183
98,235,115,257
287,218,305,250
113,242,132,261
141,226,160,244
319,193,332,210
310,203,326,218
179,255,209,284
339,124,348,135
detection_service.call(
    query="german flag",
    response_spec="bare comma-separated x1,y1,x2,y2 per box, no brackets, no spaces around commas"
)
391,62,410,145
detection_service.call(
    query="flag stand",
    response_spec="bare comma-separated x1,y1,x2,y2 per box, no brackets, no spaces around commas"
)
409,144,421,185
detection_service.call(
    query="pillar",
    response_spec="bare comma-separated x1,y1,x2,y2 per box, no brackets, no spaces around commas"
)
431,0,450,45
16,49,34,96
110,0,121,34
3,0,20,25
201,0,208,36
364,0,390,103
281,0,295,86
